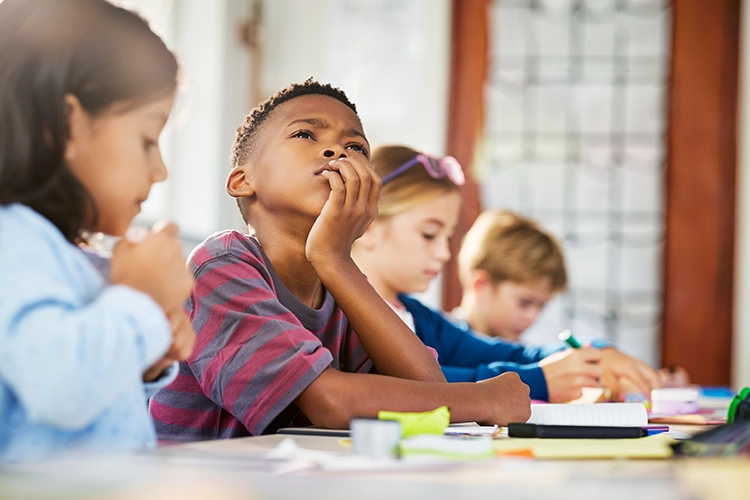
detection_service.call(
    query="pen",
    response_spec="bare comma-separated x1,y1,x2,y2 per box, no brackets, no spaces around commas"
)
558,329,582,349
508,423,646,439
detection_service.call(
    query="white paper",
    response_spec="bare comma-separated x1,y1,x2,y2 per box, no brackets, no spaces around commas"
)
527,403,648,426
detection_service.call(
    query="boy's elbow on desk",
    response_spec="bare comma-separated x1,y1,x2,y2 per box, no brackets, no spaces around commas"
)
294,368,358,430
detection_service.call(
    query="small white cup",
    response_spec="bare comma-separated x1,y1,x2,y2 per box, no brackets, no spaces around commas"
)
351,418,401,459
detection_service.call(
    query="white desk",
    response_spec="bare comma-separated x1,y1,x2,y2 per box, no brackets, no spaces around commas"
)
1,433,746,500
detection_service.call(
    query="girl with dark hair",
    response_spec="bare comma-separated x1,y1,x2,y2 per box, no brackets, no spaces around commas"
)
0,0,194,463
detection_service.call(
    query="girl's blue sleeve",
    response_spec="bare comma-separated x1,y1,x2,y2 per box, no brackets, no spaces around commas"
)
0,281,172,430
143,361,179,400
419,311,560,366
442,363,549,401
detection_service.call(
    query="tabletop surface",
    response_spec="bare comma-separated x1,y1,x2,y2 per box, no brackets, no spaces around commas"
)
2,429,747,500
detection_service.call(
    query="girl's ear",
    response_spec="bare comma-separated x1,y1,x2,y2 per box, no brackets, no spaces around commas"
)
63,94,89,165
356,220,381,250
226,166,256,198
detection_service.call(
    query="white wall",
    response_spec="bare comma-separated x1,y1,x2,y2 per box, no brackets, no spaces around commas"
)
123,0,251,245
261,0,452,158
261,0,452,307
734,0,750,390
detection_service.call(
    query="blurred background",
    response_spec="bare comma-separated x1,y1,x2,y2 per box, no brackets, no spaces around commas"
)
110,0,748,390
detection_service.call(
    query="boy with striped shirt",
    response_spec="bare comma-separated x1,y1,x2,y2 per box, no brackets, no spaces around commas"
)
150,81,531,441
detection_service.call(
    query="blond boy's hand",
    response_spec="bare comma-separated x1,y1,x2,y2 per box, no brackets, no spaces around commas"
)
110,221,194,315
539,347,603,403
306,155,381,266
598,348,661,400
477,372,532,425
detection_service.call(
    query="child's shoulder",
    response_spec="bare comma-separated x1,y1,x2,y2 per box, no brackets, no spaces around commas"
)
0,203,71,258
187,229,265,271
0,203,57,236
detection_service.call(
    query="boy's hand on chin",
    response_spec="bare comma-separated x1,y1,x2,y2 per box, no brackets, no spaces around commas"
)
306,156,381,267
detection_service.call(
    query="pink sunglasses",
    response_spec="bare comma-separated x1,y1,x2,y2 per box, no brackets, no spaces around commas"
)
381,154,465,186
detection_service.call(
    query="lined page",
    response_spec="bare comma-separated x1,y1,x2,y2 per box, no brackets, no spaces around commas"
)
527,403,648,426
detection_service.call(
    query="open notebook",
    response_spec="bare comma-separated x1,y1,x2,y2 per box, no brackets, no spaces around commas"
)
527,403,648,426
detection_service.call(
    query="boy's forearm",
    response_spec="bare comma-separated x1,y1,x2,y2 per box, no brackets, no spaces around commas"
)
296,368,491,429
313,258,445,383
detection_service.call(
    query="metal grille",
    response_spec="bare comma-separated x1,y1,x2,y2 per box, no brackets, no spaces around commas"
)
481,0,670,364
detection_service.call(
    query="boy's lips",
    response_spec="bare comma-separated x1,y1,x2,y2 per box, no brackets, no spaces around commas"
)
315,161,340,175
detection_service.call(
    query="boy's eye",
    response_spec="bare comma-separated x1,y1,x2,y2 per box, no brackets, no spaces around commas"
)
143,139,158,150
292,130,314,140
347,143,367,155
422,233,436,241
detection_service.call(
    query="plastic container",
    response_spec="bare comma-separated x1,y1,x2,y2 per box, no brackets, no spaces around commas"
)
650,387,699,414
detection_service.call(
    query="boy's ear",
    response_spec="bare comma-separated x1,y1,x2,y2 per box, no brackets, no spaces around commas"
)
468,269,493,295
226,166,255,198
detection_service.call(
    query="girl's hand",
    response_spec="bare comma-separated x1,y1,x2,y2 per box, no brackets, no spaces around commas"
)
143,310,195,382
305,156,381,267
598,348,661,400
539,347,603,402
110,221,193,314
658,365,690,388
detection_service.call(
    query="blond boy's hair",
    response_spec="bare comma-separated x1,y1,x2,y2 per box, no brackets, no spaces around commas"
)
371,145,460,217
458,210,567,292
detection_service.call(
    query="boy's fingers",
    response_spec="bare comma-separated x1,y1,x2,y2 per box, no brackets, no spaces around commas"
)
333,160,361,207
580,347,603,363
321,170,345,207
368,170,382,213
583,363,604,379
343,155,374,206
639,365,661,391
577,375,601,388
621,370,650,395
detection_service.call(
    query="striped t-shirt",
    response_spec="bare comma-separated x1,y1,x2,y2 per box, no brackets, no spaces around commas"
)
150,230,372,441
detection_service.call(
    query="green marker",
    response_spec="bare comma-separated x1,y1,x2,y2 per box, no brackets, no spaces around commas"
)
558,329,582,349
727,387,750,424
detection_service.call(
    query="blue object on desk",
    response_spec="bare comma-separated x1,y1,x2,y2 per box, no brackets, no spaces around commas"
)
700,386,736,398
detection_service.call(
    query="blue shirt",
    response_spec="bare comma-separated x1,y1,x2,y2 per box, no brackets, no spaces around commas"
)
0,204,176,463
400,295,611,401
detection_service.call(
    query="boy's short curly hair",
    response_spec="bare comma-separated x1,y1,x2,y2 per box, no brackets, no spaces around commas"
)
231,78,358,169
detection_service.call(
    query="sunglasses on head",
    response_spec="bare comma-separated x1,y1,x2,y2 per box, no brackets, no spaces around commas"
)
381,154,466,186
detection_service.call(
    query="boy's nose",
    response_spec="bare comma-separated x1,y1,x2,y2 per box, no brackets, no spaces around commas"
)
322,145,347,159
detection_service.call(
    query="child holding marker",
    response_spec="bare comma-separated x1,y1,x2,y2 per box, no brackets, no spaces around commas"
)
351,145,662,402
0,0,194,463
455,209,688,393
150,81,531,441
